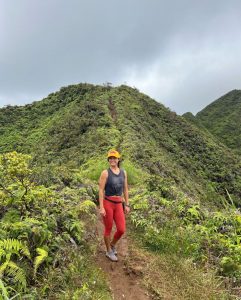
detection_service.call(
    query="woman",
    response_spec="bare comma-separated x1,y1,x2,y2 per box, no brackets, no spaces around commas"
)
98,149,130,261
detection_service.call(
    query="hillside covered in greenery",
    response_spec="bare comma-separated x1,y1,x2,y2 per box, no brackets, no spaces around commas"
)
1,83,241,299
1,83,241,203
184,90,241,155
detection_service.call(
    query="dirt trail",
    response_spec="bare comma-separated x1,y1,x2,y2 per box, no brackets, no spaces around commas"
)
96,215,152,300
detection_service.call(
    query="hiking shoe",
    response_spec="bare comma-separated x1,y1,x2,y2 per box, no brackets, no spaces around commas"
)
111,245,117,255
106,250,118,262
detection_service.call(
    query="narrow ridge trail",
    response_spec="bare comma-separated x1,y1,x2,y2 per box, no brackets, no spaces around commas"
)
95,215,152,300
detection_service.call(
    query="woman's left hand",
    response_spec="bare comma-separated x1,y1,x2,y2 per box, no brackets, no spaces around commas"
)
125,206,130,214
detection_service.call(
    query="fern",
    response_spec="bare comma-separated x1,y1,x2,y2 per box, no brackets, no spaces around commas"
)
33,248,48,277
0,279,9,300
0,239,30,291
5,261,26,290
0,239,31,260
0,261,26,291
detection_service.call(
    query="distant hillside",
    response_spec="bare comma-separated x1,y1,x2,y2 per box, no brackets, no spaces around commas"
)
193,90,241,154
1,83,241,204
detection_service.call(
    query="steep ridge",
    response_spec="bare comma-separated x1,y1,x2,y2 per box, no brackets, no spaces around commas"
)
185,90,241,154
1,83,241,203
108,86,241,203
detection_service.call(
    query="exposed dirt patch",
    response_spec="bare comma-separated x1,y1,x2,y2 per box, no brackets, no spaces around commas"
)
95,215,152,300
108,98,117,121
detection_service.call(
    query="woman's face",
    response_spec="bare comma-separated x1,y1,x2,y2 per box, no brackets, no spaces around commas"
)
108,156,119,167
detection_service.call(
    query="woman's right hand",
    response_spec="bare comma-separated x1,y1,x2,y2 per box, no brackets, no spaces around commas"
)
99,207,106,217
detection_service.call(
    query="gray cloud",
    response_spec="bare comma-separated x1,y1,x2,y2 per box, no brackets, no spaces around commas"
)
1,0,241,113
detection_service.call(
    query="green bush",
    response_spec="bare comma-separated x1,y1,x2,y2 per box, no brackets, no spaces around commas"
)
130,176,241,281
0,152,99,297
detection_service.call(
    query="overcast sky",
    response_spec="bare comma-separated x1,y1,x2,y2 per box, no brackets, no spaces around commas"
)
1,0,241,114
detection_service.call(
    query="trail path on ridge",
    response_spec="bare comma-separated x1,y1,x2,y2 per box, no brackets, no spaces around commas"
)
95,214,152,300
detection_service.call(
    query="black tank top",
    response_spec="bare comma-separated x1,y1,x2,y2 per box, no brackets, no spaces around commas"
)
105,168,125,196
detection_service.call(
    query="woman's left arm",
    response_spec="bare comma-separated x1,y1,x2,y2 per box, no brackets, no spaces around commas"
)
124,171,130,214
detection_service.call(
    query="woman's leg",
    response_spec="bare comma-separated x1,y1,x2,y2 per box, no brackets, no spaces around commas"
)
103,201,114,252
112,203,126,246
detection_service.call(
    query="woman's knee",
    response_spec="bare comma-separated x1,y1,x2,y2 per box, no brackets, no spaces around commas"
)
104,221,113,236
117,225,126,236
114,228,125,239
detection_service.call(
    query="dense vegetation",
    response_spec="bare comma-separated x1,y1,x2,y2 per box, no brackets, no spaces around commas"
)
184,90,241,155
0,151,113,299
130,176,241,291
1,83,241,298
1,84,241,203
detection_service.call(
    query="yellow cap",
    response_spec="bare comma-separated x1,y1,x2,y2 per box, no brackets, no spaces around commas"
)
107,149,121,158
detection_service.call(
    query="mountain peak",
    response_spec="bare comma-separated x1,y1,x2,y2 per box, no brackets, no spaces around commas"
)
183,89,241,154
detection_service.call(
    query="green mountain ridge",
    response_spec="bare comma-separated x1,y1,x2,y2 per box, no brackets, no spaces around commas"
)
184,89,241,154
1,83,241,204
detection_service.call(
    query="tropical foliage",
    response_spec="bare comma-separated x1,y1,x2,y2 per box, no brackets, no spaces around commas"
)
184,89,241,154
1,83,241,298
130,176,241,282
0,151,110,298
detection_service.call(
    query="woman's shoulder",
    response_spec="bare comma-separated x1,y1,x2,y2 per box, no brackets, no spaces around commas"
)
101,169,109,177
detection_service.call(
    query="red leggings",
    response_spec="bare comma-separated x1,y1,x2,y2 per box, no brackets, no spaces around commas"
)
103,199,126,240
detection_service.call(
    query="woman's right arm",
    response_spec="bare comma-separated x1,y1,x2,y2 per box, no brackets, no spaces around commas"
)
98,170,108,217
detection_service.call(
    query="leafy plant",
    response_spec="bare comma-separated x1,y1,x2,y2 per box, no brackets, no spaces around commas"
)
33,248,48,277
0,239,30,290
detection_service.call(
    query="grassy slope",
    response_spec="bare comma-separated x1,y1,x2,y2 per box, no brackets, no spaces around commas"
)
110,86,241,203
1,84,241,203
194,90,241,154
127,233,230,300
